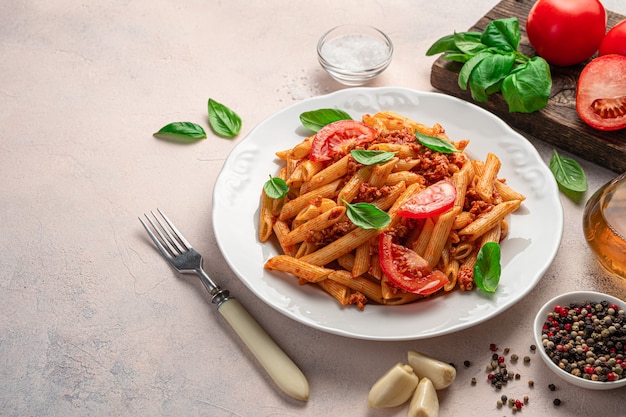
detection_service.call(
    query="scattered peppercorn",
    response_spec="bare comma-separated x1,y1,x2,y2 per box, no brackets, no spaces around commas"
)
523,356,531,364
504,347,510,354
548,383,556,391
530,344,537,352
528,380,534,387
490,343,498,351
464,360,471,368
471,377,477,385
510,354,519,362
523,395,529,404
553,398,561,406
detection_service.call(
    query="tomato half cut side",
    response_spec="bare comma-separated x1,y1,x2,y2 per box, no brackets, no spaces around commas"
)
396,179,457,219
378,233,449,296
310,120,377,162
576,54,626,131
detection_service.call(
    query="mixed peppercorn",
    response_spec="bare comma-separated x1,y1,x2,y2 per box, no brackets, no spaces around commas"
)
540,300,626,382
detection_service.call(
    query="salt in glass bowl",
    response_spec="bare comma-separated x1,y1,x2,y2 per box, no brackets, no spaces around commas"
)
317,24,393,86
533,291,626,390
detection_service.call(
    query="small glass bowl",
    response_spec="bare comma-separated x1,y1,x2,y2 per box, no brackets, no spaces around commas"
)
317,24,393,86
533,291,626,390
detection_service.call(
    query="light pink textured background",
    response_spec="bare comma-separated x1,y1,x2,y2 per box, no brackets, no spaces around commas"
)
2,1,626,416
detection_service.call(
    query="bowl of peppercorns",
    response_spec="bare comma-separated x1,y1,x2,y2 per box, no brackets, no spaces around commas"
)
533,291,626,390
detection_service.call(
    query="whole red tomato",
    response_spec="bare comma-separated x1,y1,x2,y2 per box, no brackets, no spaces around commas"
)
526,0,607,66
576,54,626,131
599,20,626,57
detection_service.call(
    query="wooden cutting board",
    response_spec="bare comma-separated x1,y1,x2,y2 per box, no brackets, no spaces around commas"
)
430,0,626,173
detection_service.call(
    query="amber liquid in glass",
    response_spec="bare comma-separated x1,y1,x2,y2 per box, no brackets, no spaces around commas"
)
583,174,626,279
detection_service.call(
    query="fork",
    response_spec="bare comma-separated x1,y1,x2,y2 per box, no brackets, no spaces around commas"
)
139,209,309,401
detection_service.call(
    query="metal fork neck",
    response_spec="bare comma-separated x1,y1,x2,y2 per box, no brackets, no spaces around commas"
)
195,267,231,307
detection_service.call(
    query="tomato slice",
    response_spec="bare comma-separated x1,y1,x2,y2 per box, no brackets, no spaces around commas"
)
397,179,456,219
378,233,449,295
310,120,377,162
576,54,626,131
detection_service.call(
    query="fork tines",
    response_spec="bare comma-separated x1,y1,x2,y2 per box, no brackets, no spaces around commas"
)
139,209,191,259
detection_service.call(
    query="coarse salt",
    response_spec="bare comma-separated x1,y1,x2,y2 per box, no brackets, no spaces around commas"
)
321,34,389,71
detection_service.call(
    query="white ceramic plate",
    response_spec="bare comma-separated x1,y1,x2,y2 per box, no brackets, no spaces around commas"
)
212,87,563,341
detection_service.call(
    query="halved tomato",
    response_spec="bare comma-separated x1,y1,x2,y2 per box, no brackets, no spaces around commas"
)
378,233,449,295
310,120,377,162
576,54,626,131
396,179,456,219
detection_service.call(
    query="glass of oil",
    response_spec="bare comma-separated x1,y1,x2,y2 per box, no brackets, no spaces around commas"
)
583,172,626,279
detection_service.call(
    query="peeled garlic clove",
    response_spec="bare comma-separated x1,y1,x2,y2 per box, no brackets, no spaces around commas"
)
408,377,439,417
368,363,419,408
407,351,456,390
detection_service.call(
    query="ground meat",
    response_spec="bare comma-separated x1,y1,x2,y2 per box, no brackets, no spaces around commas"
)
348,292,368,311
464,189,494,216
458,265,474,291
305,220,353,247
379,128,416,144
355,183,393,203
356,182,382,203
419,150,450,184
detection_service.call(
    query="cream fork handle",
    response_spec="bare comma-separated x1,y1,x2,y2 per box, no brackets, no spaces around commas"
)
218,298,310,402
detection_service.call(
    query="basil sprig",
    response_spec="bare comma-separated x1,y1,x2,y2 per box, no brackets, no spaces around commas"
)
263,176,289,199
153,122,207,143
474,241,501,293
426,17,552,113
299,108,352,132
415,131,460,154
208,98,242,138
341,199,390,230
549,149,587,193
351,149,397,165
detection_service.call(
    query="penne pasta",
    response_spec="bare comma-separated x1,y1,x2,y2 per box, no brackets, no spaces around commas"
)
279,180,341,221
259,110,525,310
458,200,522,241
283,206,346,246
264,255,332,283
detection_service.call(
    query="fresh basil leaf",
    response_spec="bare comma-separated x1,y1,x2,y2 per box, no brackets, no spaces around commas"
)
481,17,520,52
549,149,588,193
350,149,396,165
454,32,489,55
263,175,289,199
426,17,551,114
468,53,515,102
299,108,352,132
341,199,390,230
501,57,551,113
458,51,492,90
208,98,242,138
153,122,207,143
442,53,473,63
426,32,482,55
415,131,460,154
474,241,501,293
425,33,460,55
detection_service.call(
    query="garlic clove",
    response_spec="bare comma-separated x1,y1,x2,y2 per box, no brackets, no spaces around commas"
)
407,351,456,390
407,377,439,417
368,362,419,408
